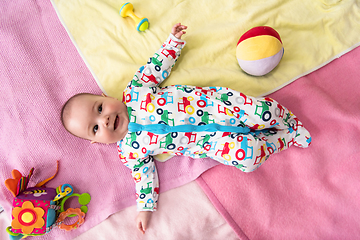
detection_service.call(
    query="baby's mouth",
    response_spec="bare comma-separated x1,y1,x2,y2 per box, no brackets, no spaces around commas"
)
114,115,120,130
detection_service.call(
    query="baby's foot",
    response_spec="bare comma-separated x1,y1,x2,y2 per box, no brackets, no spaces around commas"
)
294,126,312,148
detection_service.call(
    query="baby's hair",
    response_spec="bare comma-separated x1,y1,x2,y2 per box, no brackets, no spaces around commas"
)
60,93,97,135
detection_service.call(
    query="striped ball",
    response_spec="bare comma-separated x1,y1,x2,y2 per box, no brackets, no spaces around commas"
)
236,26,284,76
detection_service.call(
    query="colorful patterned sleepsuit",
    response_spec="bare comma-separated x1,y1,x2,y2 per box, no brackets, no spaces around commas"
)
117,34,312,211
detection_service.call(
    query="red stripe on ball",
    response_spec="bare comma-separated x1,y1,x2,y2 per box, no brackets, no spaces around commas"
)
237,26,282,45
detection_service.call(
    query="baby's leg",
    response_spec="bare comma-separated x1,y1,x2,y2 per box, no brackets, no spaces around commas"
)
243,97,312,149
220,89,311,148
237,95,302,131
212,88,304,132
204,128,311,172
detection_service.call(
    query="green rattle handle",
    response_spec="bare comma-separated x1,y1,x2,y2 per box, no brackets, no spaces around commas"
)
59,193,91,217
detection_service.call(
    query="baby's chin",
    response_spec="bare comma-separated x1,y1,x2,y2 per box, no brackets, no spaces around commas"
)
92,134,126,145
117,129,128,142
109,128,128,144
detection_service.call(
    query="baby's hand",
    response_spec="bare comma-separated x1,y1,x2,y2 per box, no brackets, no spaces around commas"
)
171,23,187,39
136,211,153,234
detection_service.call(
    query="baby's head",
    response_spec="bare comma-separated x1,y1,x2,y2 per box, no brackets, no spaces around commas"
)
61,93,129,144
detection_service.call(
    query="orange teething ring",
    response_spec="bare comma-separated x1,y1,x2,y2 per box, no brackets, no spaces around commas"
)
56,208,85,231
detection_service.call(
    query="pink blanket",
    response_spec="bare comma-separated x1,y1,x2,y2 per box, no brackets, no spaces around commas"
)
0,1,217,239
197,46,360,239
2,1,360,239
75,181,239,240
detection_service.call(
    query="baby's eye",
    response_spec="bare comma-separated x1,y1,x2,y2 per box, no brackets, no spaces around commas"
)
98,104,103,114
93,125,99,134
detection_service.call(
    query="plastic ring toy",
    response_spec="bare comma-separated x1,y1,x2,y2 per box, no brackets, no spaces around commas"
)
56,208,85,231
60,193,91,217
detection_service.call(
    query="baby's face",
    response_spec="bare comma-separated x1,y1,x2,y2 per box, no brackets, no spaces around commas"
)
66,94,129,144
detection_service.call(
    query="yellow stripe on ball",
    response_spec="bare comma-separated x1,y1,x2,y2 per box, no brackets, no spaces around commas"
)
236,35,283,61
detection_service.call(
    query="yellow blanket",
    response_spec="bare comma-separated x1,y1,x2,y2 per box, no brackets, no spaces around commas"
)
52,0,360,161
51,0,360,98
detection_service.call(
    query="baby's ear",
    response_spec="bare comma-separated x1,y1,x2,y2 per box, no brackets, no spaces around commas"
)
102,92,117,100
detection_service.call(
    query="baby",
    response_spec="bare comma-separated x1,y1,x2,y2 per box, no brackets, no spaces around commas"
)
61,23,311,234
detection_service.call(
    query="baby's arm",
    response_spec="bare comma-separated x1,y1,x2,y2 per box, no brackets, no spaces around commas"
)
128,23,187,88
129,155,159,211
118,138,159,233
127,155,159,233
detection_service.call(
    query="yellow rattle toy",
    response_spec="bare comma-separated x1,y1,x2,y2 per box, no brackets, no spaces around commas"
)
120,2,149,32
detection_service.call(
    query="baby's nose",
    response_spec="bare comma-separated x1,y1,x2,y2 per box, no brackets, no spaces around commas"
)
102,115,110,126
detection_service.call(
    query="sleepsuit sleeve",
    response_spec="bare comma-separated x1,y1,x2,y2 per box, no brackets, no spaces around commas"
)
127,34,186,89
118,138,159,212
129,156,159,211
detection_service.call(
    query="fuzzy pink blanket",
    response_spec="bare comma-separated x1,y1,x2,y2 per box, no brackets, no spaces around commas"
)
197,46,360,239
0,1,217,239
2,1,360,240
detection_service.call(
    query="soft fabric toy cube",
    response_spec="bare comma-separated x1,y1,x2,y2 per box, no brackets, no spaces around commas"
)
10,187,58,236
5,163,90,240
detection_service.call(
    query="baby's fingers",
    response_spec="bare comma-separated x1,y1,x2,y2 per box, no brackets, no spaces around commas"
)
137,220,146,234
172,23,187,39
